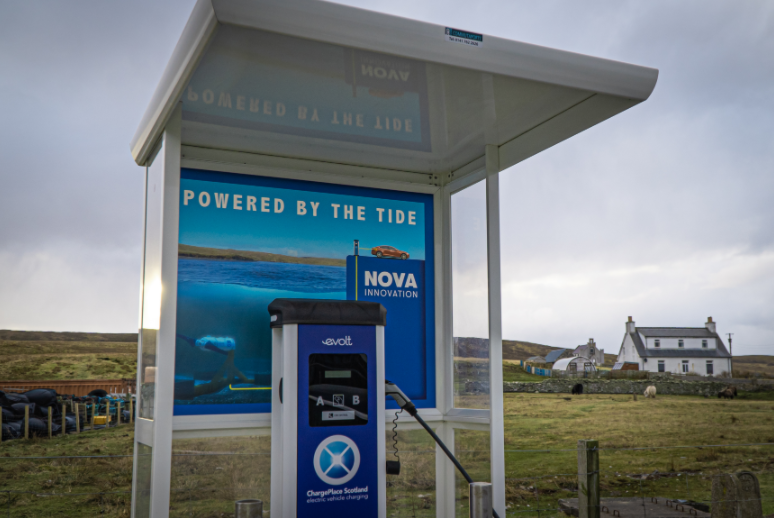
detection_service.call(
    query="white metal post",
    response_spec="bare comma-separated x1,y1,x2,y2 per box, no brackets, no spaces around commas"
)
485,145,506,517
435,422,456,517
131,161,150,518
150,103,182,518
437,177,457,518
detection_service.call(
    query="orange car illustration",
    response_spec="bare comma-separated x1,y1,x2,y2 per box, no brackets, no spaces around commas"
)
371,245,409,260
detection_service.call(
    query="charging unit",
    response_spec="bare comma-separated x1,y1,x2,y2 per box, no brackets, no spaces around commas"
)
269,299,387,518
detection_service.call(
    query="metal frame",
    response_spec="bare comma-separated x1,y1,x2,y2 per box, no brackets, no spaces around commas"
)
129,4,659,514
135,135,507,516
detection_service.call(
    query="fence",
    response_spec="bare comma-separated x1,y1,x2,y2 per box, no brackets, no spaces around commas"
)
1,395,134,442
523,362,553,377
0,378,136,397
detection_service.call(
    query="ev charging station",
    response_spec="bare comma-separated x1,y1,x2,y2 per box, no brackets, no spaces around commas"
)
129,1,658,516
269,299,387,517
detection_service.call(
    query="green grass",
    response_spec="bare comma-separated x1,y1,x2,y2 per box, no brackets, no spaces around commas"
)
502,392,774,516
503,361,546,382
4,393,773,517
0,339,136,380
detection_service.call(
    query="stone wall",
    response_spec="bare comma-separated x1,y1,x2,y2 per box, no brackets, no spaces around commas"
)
502,378,773,396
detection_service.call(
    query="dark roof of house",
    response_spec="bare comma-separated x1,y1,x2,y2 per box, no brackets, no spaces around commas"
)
545,348,570,363
638,327,715,338
628,328,731,358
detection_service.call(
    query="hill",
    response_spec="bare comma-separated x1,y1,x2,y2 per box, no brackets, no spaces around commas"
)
178,243,346,267
0,331,137,380
455,337,618,365
732,355,774,377
0,330,136,342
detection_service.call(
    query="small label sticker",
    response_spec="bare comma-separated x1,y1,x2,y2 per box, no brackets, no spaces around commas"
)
445,27,483,48
322,411,355,421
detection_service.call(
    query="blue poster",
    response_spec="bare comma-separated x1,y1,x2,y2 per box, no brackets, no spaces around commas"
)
182,25,431,151
174,168,435,415
346,256,428,402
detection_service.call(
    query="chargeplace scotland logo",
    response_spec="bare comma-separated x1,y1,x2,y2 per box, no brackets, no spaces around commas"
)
313,435,361,485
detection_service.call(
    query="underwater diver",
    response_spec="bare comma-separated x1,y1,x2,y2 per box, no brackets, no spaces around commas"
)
176,334,253,397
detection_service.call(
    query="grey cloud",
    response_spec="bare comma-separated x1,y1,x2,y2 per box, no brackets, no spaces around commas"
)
0,0,772,355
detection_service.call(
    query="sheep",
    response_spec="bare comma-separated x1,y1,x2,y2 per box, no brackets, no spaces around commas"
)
571,383,583,395
728,385,738,397
718,388,735,399
643,385,657,398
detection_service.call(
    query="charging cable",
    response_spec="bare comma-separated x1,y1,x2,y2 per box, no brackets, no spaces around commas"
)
385,380,501,518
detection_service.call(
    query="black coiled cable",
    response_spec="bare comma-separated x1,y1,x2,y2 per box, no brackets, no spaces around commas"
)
391,409,402,461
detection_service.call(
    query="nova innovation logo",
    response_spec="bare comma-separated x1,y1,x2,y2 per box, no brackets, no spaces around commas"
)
313,435,361,485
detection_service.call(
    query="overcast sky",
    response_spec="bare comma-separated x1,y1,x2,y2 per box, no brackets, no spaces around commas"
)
1,1,772,356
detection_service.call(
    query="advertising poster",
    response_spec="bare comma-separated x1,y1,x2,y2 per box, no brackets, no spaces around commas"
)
181,25,431,151
174,168,435,415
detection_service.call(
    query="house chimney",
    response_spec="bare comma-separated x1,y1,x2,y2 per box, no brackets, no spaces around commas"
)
627,316,636,333
705,316,716,334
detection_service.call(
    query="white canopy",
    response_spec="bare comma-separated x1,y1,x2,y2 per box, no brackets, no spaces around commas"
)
131,0,658,182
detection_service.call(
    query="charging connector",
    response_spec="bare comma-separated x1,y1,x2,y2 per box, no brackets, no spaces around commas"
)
385,380,501,518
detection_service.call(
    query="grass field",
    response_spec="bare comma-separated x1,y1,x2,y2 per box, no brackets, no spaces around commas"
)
2,392,773,517
0,339,136,380
733,355,774,378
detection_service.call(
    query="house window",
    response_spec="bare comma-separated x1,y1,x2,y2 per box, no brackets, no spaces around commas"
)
706,361,714,375
678,339,684,348
702,339,708,348
658,360,665,373
682,360,689,373
654,339,660,348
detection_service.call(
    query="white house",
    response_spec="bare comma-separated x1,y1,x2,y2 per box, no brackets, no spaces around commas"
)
617,316,732,376
573,338,604,365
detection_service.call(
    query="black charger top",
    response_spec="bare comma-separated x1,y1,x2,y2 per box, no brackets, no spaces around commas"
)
268,299,387,328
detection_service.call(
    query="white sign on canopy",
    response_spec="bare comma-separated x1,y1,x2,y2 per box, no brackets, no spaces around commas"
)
130,1,657,517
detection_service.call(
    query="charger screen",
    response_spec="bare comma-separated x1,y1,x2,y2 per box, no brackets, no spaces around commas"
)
309,353,367,427
325,370,351,379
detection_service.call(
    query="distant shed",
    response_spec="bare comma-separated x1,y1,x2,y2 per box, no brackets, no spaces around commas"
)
553,357,596,373
545,349,571,364
526,356,547,364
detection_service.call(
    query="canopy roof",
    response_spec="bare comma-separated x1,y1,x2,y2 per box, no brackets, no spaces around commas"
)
131,0,658,179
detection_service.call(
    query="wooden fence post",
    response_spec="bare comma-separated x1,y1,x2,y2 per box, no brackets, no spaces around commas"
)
62,403,66,435
0,405,3,443
118,401,122,426
25,405,30,439
129,397,133,423
106,400,111,428
48,406,52,438
91,402,96,430
578,440,600,518
75,403,80,433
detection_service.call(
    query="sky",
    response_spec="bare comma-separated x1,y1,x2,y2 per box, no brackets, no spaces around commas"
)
0,0,772,356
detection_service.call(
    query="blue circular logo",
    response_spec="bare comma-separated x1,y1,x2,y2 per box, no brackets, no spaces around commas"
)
313,435,361,485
